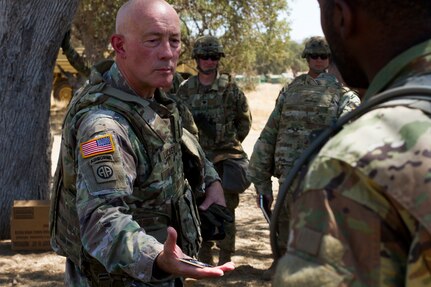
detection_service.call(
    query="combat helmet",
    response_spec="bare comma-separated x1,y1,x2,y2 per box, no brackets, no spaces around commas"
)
192,35,225,59
301,36,331,58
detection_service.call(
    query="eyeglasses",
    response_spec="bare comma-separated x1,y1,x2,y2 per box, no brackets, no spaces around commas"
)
199,54,221,61
309,54,329,60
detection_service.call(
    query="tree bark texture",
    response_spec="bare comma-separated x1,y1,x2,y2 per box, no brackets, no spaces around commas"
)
0,0,79,239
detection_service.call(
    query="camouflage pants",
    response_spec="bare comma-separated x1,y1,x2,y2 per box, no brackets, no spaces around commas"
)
213,160,241,254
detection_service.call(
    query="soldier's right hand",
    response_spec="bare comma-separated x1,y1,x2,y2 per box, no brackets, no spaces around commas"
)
155,227,235,279
255,193,273,210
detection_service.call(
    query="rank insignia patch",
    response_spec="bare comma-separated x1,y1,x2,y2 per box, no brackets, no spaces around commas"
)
80,135,115,158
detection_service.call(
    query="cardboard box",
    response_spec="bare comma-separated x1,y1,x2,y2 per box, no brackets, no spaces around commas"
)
10,200,51,251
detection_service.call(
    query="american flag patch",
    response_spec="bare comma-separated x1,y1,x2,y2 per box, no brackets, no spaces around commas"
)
80,135,115,158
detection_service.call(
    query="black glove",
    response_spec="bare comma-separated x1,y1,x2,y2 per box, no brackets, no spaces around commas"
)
199,204,234,241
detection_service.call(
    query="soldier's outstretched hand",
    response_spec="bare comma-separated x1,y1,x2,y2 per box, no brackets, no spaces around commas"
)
156,227,235,279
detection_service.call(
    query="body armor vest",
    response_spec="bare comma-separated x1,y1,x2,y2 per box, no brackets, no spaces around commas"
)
184,75,241,153
50,70,202,283
274,76,346,178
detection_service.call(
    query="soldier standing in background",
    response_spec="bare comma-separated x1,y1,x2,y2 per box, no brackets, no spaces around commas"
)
247,36,360,281
49,1,235,286
273,0,431,285
176,35,252,266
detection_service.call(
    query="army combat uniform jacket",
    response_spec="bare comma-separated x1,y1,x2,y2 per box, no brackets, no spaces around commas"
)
175,73,252,163
247,73,360,194
274,39,431,286
50,62,220,287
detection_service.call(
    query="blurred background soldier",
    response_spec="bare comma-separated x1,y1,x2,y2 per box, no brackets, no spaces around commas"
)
176,35,252,266
247,36,360,281
273,0,431,285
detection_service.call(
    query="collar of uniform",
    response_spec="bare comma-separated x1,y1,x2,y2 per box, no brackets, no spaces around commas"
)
156,89,175,106
365,38,431,100
106,62,163,102
104,62,137,96
198,72,222,92
287,73,313,88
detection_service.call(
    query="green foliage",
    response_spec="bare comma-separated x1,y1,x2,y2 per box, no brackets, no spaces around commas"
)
71,0,123,63
169,0,294,76
285,41,308,76
71,0,308,78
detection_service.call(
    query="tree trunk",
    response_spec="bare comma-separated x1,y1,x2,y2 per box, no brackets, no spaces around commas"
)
0,1,79,239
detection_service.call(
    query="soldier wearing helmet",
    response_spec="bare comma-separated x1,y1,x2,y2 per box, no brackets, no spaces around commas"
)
247,35,360,281
301,36,332,77
192,35,226,75
176,35,252,266
301,36,331,57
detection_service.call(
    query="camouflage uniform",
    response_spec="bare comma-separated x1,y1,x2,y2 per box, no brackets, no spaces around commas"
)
50,61,220,287
176,72,252,263
274,40,431,286
248,72,360,252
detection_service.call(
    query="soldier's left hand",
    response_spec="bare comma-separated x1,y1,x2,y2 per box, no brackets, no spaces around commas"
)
156,227,235,278
199,180,226,211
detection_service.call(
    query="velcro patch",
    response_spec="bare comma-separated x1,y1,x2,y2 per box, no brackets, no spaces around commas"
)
90,154,117,184
294,227,323,256
90,154,114,165
80,135,115,158
92,162,117,184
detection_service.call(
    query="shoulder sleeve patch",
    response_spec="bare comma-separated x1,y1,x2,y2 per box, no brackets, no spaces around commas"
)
80,134,115,158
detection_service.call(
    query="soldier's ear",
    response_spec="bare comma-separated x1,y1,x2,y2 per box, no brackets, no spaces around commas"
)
333,0,354,39
111,34,126,58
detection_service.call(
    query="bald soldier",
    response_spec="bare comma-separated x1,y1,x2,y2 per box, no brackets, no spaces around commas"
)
49,1,234,286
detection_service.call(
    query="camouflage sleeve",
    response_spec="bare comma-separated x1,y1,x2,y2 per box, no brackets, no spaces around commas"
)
247,89,286,195
275,156,431,286
232,84,252,143
337,88,361,117
75,110,165,282
203,157,221,187
275,106,431,286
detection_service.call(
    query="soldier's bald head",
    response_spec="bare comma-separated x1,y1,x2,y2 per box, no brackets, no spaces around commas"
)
111,0,181,98
115,0,179,35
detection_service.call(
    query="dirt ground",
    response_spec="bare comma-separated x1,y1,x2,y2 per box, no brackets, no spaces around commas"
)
0,83,283,287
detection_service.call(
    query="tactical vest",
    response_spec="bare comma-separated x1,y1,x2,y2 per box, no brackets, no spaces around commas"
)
274,77,345,178
270,85,431,260
184,74,237,150
50,70,202,284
